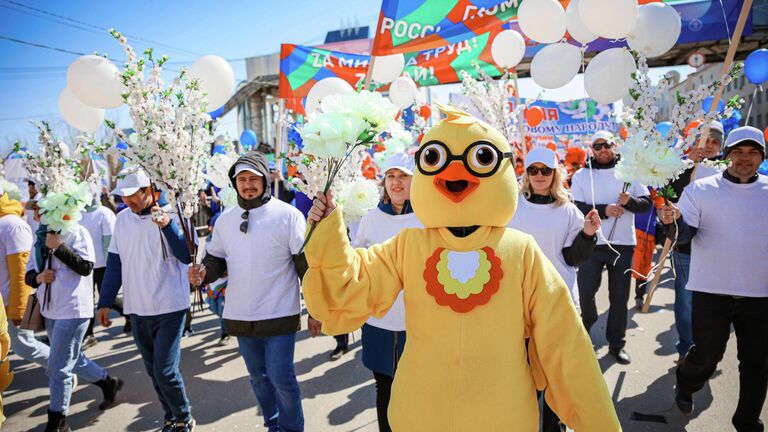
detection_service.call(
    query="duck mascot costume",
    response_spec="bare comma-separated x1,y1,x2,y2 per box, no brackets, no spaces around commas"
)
303,105,620,431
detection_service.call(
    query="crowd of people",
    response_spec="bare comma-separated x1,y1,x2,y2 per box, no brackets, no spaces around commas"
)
0,121,766,432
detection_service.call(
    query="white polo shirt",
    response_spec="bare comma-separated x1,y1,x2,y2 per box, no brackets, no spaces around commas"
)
28,225,95,320
206,199,306,321
678,173,768,297
109,206,190,316
571,166,649,246
0,213,33,305
508,196,583,307
80,206,116,268
352,207,423,331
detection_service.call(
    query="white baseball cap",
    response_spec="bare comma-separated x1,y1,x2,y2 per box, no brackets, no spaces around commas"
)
524,147,559,169
591,130,615,144
233,164,264,177
384,152,415,176
709,120,724,135
111,169,151,197
723,126,766,159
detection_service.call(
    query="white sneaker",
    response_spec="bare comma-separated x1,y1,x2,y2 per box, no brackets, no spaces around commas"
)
72,374,78,389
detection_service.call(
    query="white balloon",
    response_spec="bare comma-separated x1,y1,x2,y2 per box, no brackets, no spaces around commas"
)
566,0,597,45
579,0,638,40
371,54,405,84
388,76,419,109
627,3,682,58
491,30,526,69
531,43,582,89
66,55,124,109
518,0,566,44
305,77,354,114
58,87,105,134
189,55,235,110
584,48,637,104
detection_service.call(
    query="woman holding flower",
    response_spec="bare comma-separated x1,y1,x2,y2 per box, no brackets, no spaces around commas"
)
507,147,601,432
25,201,122,432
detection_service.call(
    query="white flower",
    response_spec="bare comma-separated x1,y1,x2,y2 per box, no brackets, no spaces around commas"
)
300,112,368,159
616,131,691,188
207,152,237,189
375,129,413,165
219,185,238,209
321,90,398,132
336,176,380,225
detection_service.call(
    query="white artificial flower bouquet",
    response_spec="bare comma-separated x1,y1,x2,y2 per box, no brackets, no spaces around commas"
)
293,89,398,248
37,181,92,234
335,175,380,226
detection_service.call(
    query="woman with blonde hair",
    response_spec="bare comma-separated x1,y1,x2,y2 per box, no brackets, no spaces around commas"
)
507,147,601,432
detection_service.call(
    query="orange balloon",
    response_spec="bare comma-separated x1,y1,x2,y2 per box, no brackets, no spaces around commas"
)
684,119,704,137
525,107,545,127
546,142,557,151
764,127,768,143
419,105,432,120
638,0,662,4
619,126,628,140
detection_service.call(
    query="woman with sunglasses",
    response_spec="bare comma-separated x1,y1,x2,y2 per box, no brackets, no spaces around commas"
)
507,147,601,432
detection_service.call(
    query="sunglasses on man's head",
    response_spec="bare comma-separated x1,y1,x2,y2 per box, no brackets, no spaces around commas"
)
592,142,613,151
240,211,249,234
526,166,554,176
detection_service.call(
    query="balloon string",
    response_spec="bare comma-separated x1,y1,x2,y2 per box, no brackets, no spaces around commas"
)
718,0,733,45
745,87,758,124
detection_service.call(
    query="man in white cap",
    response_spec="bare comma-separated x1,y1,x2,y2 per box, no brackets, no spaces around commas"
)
660,126,768,429
570,130,651,365
188,151,307,432
661,120,726,365
96,168,196,432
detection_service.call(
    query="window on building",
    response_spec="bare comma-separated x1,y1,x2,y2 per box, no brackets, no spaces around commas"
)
727,81,731,92
757,91,762,104
758,114,763,128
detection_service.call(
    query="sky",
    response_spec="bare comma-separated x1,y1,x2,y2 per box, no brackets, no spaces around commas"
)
0,0,693,151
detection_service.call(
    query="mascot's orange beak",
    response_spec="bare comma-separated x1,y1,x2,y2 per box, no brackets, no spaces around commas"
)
433,162,480,203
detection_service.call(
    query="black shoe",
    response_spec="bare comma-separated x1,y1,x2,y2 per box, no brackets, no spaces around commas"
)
173,418,196,431
608,347,632,365
36,335,50,345
44,410,71,432
95,375,124,410
160,420,175,432
122,319,132,334
635,297,644,310
675,387,694,416
182,327,194,338
329,346,348,361
217,335,231,347
82,335,99,350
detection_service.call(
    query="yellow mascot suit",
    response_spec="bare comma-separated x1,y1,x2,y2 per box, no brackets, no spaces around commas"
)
303,105,621,431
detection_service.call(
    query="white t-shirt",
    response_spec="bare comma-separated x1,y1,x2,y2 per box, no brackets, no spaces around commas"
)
206,199,306,321
80,206,116,268
0,214,33,305
677,173,768,298
109,206,191,316
692,164,721,182
26,212,39,234
571,166,649,246
508,196,582,308
352,207,423,331
28,225,95,320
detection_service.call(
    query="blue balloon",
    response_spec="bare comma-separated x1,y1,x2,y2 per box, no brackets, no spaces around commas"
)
702,96,725,114
116,141,128,150
759,160,768,176
239,129,257,150
745,49,768,85
655,121,673,137
212,145,227,155
208,106,224,120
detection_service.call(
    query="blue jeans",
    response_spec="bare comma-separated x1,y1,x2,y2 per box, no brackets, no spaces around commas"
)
206,296,226,335
673,252,693,356
45,318,107,414
131,310,192,423
237,332,303,432
8,320,49,368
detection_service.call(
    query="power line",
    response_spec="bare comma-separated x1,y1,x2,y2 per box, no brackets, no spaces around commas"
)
0,34,87,56
0,112,58,122
0,0,203,57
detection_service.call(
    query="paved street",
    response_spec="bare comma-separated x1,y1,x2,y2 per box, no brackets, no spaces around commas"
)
3,262,766,431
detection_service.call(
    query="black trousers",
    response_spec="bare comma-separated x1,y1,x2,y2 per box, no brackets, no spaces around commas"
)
373,372,394,432
577,245,634,349
677,292,768,432
538,391,565,432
